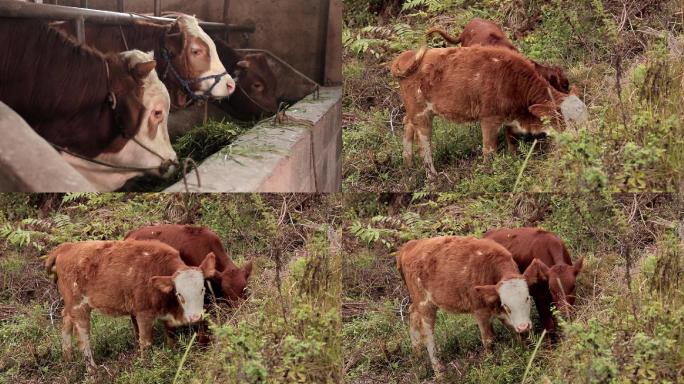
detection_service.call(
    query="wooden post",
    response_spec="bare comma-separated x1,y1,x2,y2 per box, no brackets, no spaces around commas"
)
223,0,230,42
153,0,161,17
116,0,124,13
79,0,87,8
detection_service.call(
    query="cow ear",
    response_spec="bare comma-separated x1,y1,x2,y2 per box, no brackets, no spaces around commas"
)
151,276,174,294
242,260,253,280
473,285,499,306
236,60,251,69
573,257,584,276
523,259,549,286
528,102,557,119
133,60,156,81
200,252,216,279
569,85,578,95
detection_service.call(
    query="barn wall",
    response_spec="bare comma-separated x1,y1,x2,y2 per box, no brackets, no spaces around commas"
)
54,0,341,84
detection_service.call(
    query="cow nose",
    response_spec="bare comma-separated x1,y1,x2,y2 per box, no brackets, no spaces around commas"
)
159,159,178,177
188,314,201,322
226,82,235,95
516,322,531,333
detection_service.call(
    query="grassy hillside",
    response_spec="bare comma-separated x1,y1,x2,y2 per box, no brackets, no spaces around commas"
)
340,193,683,383
0,194,341,383
342,0,684,192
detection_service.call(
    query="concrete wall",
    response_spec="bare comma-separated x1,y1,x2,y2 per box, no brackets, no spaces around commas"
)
55,0,342,84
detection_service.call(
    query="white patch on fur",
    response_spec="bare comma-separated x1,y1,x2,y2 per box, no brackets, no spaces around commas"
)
492,58,500,62
476,250,483,256
173,269,206,322
75,296,89,310
177,15,235,97
63,50,176,191
560,95,589,124
143,251,150,256
497,278,532,332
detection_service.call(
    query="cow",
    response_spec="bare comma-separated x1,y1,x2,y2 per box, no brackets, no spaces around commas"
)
45,240,216,370
397,236,548,375
390,45,589,177
213,39,280,121
484,227,583,340
54,15,235,109
427,18,570,93
125,224,253,304
62,50,177,191
0,19,153,158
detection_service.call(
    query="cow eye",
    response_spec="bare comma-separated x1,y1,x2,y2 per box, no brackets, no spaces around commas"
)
252,82,263,91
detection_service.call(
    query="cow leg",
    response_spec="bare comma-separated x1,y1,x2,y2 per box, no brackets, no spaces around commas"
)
131,315,140,342
61,310,74,361
163,322,178,348
419,306,443,374
504,126,517,154
408,304,423,353
480,117,503,156
533,293,557,342
415,116,437,179
73,315,95,371
196,320,212,346
402,115,415,166
135,314,155,350
474,311,495,351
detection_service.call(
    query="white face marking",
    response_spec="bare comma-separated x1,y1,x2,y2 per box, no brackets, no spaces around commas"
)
497,279,532,332
173,269,206,323
560,95,589,124
177,15,235,98
62,50,176,191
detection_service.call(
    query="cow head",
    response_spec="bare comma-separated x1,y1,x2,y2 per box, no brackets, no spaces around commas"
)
151,253,216,323
533,62,570,93
216,260,253,304
474,277,532,334
528,88,589,129
523,257,583,315
232,54,279,118
163,15,235,106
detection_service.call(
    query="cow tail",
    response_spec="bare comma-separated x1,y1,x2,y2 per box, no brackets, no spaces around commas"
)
396,248,408,290
45,250,59,283
391,46,428,79
426,27,461,45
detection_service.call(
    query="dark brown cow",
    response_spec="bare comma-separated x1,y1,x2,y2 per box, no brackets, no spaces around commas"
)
125,224,253,303
45,240,215,370
484,227,583,339
0,19,154,158
54,15,235,109
390,45,588,177
397,236,547,375
213,39,279,121
427,18,570,93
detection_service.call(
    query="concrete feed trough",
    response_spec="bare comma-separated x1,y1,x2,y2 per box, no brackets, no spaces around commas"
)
0,0,342,192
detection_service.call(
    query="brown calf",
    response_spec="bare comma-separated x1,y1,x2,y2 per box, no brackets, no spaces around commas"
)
484,227,583,339
45,240,215,370
390,46,588,177
427,18,570,93
125,224,253,303
397,236,547,374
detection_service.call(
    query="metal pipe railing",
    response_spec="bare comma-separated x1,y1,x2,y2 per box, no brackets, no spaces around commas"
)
0,0,255,33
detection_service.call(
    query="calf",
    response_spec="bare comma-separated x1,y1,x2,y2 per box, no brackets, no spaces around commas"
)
63,50,177,191
213,39,279,121
45,240,215,370
125,224,253,303
390,46,588,177
484,227,583,339
397,236,547,374
427,18,570,93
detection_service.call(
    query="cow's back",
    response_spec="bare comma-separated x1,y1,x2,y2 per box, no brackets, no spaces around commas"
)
126,224,232,271
398,236,517,312
484,228,571,270
459,18,517,51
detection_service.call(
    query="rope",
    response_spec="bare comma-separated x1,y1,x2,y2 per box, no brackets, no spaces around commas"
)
118,25,129,51
181,158,201,192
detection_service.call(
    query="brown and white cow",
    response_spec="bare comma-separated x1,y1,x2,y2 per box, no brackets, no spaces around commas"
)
55,15,235,108
397,236,547,374
45,240,215,370
0,19,151,158
427,18,570,93
125,224,253,304
390,46,589,177
484,227,583,339
63,50,177,191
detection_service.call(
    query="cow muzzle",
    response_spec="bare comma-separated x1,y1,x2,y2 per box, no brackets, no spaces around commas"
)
515,322,531,334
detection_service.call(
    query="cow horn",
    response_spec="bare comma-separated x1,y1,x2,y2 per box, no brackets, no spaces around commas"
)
107,91,117,110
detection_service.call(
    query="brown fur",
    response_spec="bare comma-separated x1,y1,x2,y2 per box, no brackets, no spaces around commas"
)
427,18,570,93
390,45,572,176
45,240,215,368
397,236,546,372
214,39,279,120
0,19,152,157
54,19,214,109
125,224,253,303
484,227,583,339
